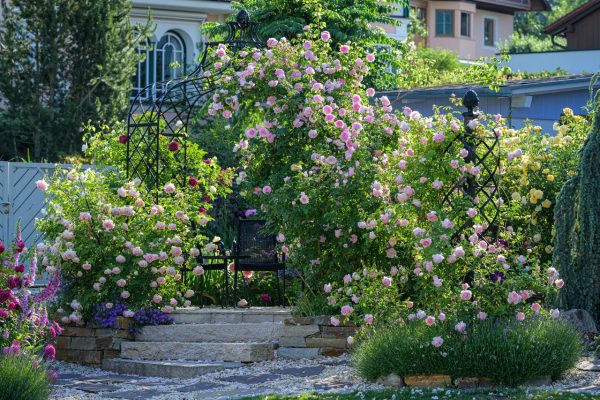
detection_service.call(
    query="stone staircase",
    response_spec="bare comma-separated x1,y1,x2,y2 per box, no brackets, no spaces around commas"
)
103,307,292,378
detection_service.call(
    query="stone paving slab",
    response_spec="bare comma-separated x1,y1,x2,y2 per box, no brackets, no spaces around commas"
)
218,373,281,385
70,383,121,393
278,366,325,377
579,360,600,371
176,381,227,392
106,389,169,399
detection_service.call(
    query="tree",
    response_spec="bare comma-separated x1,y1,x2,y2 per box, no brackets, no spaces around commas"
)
553,84,600,320
501,0,586,53
0,0,152,161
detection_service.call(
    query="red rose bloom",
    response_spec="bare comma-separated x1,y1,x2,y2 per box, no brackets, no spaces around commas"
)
198,207,207,214
168,140,180,152
119,135,129,144
188,177,198,186
0,240,4,254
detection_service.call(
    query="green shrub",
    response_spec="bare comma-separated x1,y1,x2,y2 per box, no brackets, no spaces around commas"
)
354,317,581,386
0,356,51,400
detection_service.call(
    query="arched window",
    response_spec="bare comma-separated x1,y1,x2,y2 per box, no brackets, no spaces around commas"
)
132,39,152,99
156,32,185,83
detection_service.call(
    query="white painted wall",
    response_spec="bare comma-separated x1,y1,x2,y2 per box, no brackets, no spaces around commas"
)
504,50,600,74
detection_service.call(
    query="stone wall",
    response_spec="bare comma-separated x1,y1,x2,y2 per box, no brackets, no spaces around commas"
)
56,317,133,366
278,316,358,359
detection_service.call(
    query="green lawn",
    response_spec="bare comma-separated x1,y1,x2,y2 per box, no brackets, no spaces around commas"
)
240,388,599,400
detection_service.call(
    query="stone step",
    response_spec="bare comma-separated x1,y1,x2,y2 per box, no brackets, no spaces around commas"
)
137,323,282,343
102,358,242,379
121,341,276,362
171,307,292,324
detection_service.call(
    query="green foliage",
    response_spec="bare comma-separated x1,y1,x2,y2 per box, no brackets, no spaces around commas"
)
354,318,581,386
502,0,587,53
0,355,52,400
553,82,600,320
416,48,462,72
0,0,153,161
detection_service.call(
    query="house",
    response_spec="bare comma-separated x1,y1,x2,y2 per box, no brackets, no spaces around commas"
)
404,0,551,59
378,74,598,132
544,0,600,50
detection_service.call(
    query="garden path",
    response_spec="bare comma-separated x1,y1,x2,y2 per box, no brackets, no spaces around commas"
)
50,356,600,400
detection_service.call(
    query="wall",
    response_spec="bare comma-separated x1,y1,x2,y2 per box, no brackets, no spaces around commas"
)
565,9,600,50
426,1,477,59
504,50,600,74
473,9,513,58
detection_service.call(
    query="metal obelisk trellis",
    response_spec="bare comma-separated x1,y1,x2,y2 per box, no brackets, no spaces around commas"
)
126,10,263,200
443,90,501,242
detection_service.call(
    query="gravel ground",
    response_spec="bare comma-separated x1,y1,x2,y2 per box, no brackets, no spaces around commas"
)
50,356,600,400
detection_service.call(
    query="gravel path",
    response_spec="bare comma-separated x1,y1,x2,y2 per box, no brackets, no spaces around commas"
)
50,356,600,400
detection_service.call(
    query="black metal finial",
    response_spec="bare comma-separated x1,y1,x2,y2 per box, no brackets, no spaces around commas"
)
236,9,251,28
462,90,479,113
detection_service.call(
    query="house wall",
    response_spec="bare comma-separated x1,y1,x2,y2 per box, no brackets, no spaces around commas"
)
564,9,600,50
503,49,600,74
424,1,513,59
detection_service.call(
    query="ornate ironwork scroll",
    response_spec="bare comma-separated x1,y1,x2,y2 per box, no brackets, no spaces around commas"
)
443,90,501,242
126,10,263,199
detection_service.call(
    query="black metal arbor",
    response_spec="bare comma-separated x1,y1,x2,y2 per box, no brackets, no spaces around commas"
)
126,10,263,193
443,90,501,242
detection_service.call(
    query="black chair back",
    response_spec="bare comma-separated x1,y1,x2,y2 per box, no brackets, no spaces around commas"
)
237,219,278,266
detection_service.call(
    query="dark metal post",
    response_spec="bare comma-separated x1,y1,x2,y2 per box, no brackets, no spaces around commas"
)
462,90,480,201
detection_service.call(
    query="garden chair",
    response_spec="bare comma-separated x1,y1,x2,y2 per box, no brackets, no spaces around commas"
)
233,219,286,307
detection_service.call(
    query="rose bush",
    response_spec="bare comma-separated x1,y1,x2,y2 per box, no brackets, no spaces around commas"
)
203,27,586,337
37,125,232,321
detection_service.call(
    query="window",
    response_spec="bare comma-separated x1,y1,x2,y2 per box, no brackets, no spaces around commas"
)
156,32,185,82
460,12,471,37
416,7,426,21
132,40,152,99
131,31,186,100
435,10,454,37
483,17,496,47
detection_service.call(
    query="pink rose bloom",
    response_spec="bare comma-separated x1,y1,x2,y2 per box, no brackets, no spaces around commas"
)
466,208,478,218
321,31,331,42
276,233,285,243
425,316,436,326
36,180,48,192
478,311,487,320
555,279,564,289
507,291,521,305
386,248,397,258
116,255,126,263
382,276,392,286
432,336,444,348
116,279,126,288
531,303,541,313
112,267,121,274
438,312,446,321
171,246,182,257
407,301,414,309
164,183,175,193
339,45,350,53
299,192,309,204
516,312,526,321
455,322,467,333
343,274,352,284
432,254,444,264
82,263,92,271
79,212,91,221
193,266,205,276
152,295,162,304
102,219,115,231
323,284,332,293
364,314,374,324
266,38,278,47
138,260,148,268
390,266,398,276
121,291,130,299
163,306,173,313
460,290,472,301
149,281,157,288
262,185,272,194
366,53,375,62
420,238,432,248
366,88,375,97
308,130,318,139
341,305,353,316
551,309,560,318
330,316,340,326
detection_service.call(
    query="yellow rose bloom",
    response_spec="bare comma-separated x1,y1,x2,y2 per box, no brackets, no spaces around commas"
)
567,170,576,176
542,199,552,208
520,177,529,186
547,175,554,181
530,195,537,204
511,192,521,201
542,168,550,174
545,245,553,254
534,189,544,200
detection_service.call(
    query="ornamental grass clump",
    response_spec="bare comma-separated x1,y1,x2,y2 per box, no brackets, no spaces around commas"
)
354,317,581,386
0,355,52,400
